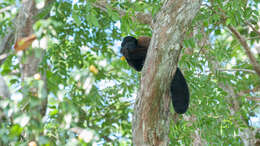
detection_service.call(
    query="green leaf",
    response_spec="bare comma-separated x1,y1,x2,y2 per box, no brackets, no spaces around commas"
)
89,11,100,27
72,11,81,26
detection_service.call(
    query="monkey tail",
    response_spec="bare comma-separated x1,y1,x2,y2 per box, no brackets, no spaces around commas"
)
170,68,190,114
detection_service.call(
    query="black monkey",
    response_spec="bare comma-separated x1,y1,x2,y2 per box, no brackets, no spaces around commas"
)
120,36,189,114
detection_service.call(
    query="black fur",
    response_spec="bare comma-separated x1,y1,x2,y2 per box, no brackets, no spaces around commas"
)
120,36,146,71
121,36,189,114
171,68,189,114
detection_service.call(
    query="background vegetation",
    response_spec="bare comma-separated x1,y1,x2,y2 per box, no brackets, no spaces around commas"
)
0,0,259,145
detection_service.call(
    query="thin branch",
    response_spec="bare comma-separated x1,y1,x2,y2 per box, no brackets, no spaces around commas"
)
206,5,260,77
0,29,15,54
244,86,260,94
218,68,256,74
246,97,260,101
228,26,260,77
238,85,260,96
199,6,258,144
246,36,260,40
0,53,10,62
92,1,152,25
0,5,13,14
245,21,260,36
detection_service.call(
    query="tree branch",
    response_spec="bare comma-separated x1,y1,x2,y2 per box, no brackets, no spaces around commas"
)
15,0,49,118
0,5,14,14
245,21,260,36
0,28,15,55
0,0,54,66
199,27,257,145
132,0,202,145
228,26,260,77
217,68,256,74
206,5,260,77
246,97,260,101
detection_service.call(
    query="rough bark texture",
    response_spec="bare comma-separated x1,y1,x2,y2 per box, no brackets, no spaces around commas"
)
132,0,201,145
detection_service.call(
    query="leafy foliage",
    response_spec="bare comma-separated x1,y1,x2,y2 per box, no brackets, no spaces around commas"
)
0,0,259,145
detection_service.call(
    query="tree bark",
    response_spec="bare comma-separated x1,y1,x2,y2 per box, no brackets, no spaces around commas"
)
16,0,49,117
132,0,202,145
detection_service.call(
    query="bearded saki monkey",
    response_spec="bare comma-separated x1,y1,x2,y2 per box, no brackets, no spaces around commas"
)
120,36,189,114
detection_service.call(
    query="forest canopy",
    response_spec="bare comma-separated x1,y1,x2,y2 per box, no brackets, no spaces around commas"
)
0,0,259,145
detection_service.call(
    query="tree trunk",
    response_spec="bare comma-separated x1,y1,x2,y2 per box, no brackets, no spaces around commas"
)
17,0,48,117
132,0,202,145
0,0,49,118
